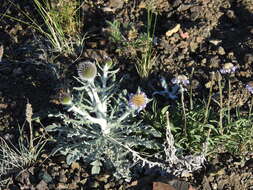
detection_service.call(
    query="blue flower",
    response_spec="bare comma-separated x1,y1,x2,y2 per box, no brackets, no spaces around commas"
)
171,75,189,86
129,91,148,112
246,81,253,94
220,63,238,74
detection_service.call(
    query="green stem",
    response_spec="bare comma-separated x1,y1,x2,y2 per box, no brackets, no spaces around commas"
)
218,73,223,135
180,85,187,135
227,78,231,124
204,73,214,124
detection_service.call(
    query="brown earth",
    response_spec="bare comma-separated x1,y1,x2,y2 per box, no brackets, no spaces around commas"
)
0,0,253,189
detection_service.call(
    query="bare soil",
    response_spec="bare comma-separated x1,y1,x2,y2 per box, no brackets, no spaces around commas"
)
0,0,253,189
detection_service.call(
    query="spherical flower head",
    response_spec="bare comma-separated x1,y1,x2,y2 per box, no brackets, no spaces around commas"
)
129,91,148,112
78,61,97,81
220,63,238,74
171,75,189,86
59,91,72,105
246,81,253,94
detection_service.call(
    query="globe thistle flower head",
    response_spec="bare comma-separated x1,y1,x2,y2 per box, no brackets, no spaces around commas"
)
78,61,97,81
129,91,148,112
59,91,72,105
220,63,238,74
171,75,189,86
246,81,253,94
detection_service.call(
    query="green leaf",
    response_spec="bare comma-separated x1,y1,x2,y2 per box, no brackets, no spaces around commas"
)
45,124,59,132
91,160,102,175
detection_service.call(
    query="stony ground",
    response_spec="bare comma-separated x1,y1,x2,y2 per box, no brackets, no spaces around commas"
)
0,0,253,189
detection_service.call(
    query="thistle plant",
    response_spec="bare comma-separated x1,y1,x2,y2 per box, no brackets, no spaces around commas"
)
46,61,162,179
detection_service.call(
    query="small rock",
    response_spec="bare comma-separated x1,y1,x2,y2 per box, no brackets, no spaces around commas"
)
71,162,81,171
39,171,53,183
153,181,176,190
104,182,116,189
90,181,100,188
217,46,225,55
209,39,221,46
226,10,236,19
209,56,220,68
189,41,198,52
80,178,88,185
173,0,182,7
59,170,67,183
68,183,78,189
166,24,181,37
95,174,110,183
36,180,49,190
244,53,253,64
56,182,68,189
109,0,124,9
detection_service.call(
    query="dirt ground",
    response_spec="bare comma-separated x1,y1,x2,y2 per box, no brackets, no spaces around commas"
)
0,0,253,189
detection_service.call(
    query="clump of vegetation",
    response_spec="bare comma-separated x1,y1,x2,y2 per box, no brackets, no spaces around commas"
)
107,0,158,79
144,70,253,158
3,0,85,54
46,60,163,180
0,103,47,184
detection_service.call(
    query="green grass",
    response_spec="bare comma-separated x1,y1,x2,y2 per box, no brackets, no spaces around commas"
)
142,92,253,158
107,1,157,79
0,103,47,186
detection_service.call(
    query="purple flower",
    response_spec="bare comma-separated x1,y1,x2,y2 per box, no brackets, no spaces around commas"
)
129,91,148,112
220,63,238,74
246,81,253,94
171,75,189,86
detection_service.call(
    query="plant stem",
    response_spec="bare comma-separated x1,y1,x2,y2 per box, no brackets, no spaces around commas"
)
249,96,253,119
180,85,187,135
189,67,195,110
68,105,109,134
227,78,231,124
28,121,33,152
218,73,223,135
204,72,214,124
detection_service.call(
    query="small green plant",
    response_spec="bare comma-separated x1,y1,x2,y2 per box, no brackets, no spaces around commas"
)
107,0,158,79
46,60,162,180
135,0,158,79
0,102,47,183
150,72,253,157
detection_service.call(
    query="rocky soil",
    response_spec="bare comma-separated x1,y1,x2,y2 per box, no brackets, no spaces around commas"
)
0,0,253,189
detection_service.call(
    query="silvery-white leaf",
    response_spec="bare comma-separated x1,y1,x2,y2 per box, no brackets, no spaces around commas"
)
0,45,3,62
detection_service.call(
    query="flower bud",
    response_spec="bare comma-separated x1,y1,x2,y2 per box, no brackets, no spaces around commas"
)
78,61,97,81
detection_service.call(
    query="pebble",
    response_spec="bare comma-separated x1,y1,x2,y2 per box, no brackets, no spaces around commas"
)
109,0,124,9
244,53,253,64
209,39,221,46
39,171,53,183
209,56,220,68
90,181,100,188
250,27,253,34
226,10,236,19
217,46,225,55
